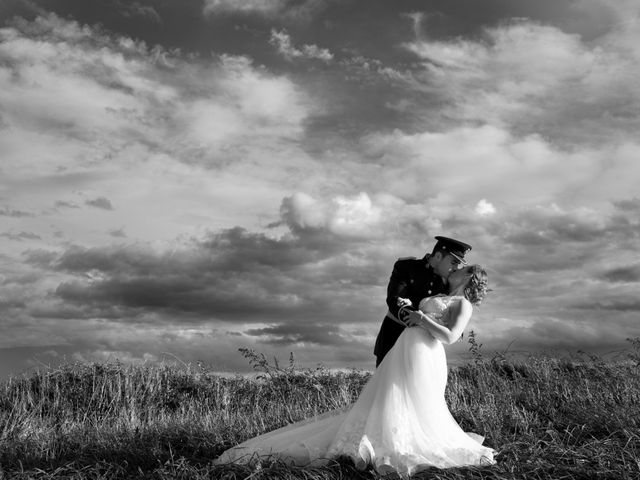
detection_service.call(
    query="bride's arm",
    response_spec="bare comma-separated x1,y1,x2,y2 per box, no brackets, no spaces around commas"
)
409,299,473,344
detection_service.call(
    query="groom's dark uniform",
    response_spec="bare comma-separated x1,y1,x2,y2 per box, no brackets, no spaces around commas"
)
373,237,471,367
373,256,447,367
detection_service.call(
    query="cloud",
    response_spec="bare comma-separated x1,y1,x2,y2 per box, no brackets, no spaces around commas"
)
270,29,334,62
0,206,33,217
202,0,329,22
177,54,313,161
360,124,640,208
203,0,289,16
244,322,350,346
613,197,640,212
0,13,322,253
1,7,639,376
402,12,427,39
483,314,636,356
0,14,177,194
0,16,167,133
573,298,640,312
0,231,41,241
272,192,450,255
401,18,640,146
85,197,114,210
599,265,640,283
21,189,452,332
475,199,495,216
0,14,315,168
278,192,383,238
54,200,80,209
23,249,59,268
118,1,162,23
475,202,638,273
26,191,639,345
31,225,344,324
4,189,640,375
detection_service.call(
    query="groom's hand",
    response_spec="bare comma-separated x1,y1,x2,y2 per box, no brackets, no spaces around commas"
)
397,297,412,308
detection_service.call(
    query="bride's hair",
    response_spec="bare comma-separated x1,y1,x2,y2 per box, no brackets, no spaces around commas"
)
464,265,489,306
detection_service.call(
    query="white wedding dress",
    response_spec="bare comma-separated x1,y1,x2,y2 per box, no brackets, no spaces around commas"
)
215,295,495,475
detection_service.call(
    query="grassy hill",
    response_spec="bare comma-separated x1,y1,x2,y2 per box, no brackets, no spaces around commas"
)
1,339,639,479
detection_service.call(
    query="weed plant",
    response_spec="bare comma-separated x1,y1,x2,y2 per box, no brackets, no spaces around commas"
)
0,337,639,479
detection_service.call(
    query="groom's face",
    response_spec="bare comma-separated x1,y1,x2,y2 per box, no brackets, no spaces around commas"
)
433,252,460,281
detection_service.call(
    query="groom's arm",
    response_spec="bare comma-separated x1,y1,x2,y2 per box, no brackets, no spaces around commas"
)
385,260,413,319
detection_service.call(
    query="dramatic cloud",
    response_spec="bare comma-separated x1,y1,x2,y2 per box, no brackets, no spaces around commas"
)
360,125,640,209
0,13,320,242
1,1,639,377
402,19,640,145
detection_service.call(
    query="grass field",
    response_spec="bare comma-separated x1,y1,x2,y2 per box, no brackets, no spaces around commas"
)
1,336,639,479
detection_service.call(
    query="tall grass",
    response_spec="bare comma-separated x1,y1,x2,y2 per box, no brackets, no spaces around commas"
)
0,338,639,479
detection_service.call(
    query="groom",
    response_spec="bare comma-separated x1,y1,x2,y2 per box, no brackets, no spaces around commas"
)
373,236,472,367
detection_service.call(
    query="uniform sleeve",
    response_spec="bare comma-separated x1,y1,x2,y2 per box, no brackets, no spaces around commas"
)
385,260,414,317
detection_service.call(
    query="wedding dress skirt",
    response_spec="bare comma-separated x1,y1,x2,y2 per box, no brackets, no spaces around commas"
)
216,298,495,475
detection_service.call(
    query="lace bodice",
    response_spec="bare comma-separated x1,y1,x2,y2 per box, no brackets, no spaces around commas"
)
418,295,460,324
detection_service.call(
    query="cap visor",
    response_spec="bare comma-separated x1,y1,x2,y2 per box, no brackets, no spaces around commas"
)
449,252,468,265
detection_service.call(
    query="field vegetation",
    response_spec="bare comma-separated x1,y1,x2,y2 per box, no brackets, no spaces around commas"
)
0,335,639,479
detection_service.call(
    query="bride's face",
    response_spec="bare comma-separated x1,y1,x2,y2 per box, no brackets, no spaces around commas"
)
448,266,471,290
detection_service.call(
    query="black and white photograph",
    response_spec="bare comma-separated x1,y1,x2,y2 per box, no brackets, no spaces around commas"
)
0,0,638,478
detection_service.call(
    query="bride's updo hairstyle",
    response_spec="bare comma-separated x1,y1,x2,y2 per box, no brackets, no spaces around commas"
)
464,265,489,306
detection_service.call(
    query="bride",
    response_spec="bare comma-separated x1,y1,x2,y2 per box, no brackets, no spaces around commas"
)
215,264,495,475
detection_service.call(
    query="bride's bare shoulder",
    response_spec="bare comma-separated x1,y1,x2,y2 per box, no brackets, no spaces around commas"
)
448,296,472,310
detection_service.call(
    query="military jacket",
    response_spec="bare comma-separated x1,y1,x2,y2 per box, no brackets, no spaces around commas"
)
374,255,448,365
385,256,447,318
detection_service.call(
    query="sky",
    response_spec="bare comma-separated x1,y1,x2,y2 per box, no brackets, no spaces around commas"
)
0,0,639,378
